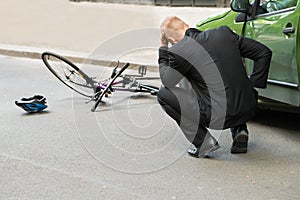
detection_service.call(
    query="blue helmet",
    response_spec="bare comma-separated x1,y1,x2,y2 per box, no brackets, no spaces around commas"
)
15,95,48,113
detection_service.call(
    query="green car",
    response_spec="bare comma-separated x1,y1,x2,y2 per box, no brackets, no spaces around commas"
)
196,0,299,113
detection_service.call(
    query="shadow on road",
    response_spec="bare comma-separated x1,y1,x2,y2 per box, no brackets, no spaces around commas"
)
252,109,300,133
20,110,51,116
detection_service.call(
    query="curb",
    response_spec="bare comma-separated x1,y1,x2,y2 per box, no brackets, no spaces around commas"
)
0,48,42,60
0,46,159,72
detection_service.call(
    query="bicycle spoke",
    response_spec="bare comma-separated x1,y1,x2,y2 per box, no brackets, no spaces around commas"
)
42,52,95,97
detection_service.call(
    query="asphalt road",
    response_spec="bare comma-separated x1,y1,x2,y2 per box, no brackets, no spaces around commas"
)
0,55,299,199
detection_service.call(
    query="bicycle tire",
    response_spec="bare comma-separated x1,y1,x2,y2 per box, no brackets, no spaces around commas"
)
41,52,96,98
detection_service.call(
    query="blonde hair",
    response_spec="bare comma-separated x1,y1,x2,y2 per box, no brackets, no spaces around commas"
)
160,16,189,39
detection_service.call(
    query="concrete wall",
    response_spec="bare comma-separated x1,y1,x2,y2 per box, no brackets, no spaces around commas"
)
70,0,230,7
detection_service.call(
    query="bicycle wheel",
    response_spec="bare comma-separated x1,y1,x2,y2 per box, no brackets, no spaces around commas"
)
42,52,96,98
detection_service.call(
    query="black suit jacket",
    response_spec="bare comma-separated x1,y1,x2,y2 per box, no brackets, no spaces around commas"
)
158,26,272,128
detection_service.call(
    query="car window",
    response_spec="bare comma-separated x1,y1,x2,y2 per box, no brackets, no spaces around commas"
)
257,0,297,14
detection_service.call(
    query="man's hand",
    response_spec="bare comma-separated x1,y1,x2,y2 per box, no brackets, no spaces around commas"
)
160,31,168,47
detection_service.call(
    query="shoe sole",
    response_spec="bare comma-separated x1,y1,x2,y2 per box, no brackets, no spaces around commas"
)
188,151,200,158
187,148,200,158
231,132,248,154
188,143,221,158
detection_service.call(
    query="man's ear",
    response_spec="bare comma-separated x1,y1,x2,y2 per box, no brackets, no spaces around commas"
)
167,36,177,45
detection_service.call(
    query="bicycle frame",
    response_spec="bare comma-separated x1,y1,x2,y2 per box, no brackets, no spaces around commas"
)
41,51,159,112
90,62,159,112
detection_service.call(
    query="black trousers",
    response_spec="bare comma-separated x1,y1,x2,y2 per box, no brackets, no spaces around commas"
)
157,87,247,148
157,87,210,148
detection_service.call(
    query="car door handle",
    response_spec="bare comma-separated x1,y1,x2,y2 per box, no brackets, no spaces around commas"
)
282,27,295,35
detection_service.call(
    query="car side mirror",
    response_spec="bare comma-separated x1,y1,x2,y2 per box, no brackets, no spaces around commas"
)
230,0,251,13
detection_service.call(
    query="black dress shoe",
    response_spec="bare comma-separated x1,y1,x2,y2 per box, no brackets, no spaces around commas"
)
231,129,248,154
187,136,220,158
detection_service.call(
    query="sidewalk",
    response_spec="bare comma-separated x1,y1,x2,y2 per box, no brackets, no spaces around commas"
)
0,0,228,64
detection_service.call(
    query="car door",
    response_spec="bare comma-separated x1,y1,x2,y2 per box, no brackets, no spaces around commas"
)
244,0,299,106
